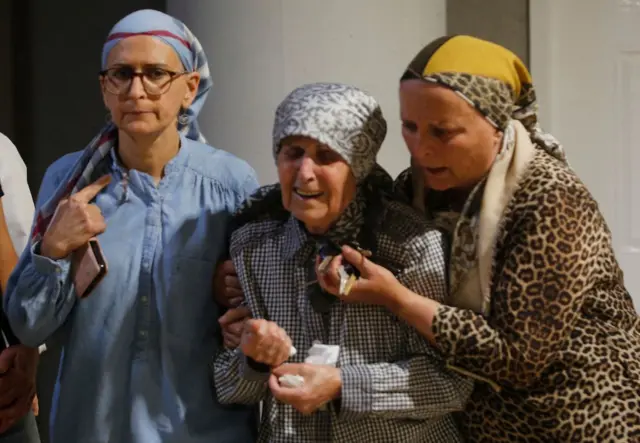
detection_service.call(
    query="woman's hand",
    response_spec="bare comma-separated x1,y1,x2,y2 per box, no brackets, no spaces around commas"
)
219,305,251,349
240,319,292,367
40,175,111,260
316,245,402,310
213,260,244,308
269,364,341,415
0,345,38,433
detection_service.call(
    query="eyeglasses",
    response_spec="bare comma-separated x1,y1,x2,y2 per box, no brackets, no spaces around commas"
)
99,66,188,96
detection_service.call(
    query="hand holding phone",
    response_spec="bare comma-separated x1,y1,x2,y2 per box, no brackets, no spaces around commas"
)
71,238,108,298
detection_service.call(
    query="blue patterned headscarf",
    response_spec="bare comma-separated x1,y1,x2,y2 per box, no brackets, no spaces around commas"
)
101,9,211,141
32,9,212,242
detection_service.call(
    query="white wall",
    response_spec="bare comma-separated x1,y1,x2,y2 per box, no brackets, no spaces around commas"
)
168,0,446,184
530,0,640,309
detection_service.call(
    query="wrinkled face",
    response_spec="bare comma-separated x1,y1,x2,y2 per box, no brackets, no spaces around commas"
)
277,136,356,234
399,80,502,191
101,35,199,138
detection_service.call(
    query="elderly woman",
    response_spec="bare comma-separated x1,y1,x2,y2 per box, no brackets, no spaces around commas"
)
4,9,258,443
318,36,640,442
213,82,472,442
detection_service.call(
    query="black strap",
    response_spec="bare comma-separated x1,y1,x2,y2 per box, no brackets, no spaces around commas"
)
0,307,20,350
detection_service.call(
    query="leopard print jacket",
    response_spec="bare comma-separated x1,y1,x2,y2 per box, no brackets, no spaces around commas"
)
395,148,640,442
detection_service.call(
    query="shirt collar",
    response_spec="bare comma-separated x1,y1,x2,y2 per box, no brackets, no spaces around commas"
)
107,133,191,174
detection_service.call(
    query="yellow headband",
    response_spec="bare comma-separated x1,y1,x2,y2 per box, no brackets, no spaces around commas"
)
421,35,531,99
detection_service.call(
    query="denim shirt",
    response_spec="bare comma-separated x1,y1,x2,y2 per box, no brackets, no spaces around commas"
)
4,136,259,443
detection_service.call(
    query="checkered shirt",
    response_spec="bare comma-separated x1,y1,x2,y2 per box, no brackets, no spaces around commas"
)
213,199,473,442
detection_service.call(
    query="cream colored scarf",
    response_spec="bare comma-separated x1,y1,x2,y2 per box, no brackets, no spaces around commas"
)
412,120,536,314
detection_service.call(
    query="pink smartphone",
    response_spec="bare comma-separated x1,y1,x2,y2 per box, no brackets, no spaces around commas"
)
71,238,108,298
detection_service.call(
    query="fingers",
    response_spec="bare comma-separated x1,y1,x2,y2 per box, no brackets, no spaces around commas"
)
268,373,302,403
220,259,236,275
268,371,316,415
327,255,343,279
213,260,244,307
268,373,295,403
221,285,244,308
218,306,251,327
85,204,107,234
275,329,292,365
0,348,18,374
228,296,244,308
0,392,32,426
71,175,112,204
316,255,343,295
341,245,371,275
227,321,244,336
244,319,264,336
223,331,241,349
0,372,31,411
241,320,292,367
271,363,306,377
32,395,39,416
268,373,281,392
224,275,242,291
222,316,245,348
0,386,17,409
0,361,35,424
268,373,297,400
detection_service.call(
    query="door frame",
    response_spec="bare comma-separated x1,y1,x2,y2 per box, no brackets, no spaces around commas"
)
528,0,554,131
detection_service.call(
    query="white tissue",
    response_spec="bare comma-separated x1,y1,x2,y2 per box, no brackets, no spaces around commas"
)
278,374,305,388
277,343,341,393
304,343,340,366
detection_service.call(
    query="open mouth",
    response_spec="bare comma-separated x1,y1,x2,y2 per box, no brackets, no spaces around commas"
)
294,188,324,199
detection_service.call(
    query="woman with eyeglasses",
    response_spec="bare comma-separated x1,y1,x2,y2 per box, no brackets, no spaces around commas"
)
213,82,472,442
3,9,258,443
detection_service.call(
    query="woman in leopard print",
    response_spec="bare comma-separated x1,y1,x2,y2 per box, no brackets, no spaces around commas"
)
318,35,640,442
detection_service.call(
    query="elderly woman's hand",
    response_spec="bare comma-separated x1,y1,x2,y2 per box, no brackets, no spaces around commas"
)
40,175,111,259
268,363,341,415
316,245,402,309
240,319,292,367
213,260,244,308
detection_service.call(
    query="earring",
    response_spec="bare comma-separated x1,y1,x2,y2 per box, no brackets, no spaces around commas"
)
178,110,189,126
105,111,112,124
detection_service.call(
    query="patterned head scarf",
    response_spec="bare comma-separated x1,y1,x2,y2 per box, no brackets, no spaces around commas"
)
233,83,392,236
31,9,212,243
401,35,566,163
272,82,387,182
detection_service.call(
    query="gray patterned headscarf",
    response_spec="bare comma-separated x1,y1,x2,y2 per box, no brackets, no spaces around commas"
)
272,82,387,182
232,82,393,239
